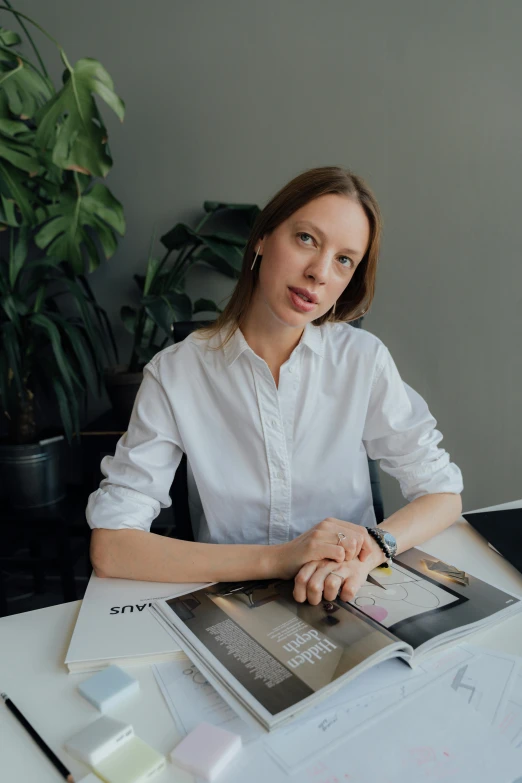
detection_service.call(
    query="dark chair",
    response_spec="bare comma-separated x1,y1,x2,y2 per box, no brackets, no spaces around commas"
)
170,318,384,543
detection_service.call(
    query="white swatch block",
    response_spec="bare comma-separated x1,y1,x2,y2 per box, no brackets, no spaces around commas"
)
170,722,242,781
93,736,166,783
78,665,140,712
77,775,103,783
65,715,134,766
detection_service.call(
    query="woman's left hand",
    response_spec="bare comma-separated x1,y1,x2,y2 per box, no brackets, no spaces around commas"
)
293,556,379,605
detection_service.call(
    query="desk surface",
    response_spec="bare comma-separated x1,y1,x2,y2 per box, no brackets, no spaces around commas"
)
2,503,522,783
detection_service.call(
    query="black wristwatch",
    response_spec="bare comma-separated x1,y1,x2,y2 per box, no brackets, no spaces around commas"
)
366,526,397,565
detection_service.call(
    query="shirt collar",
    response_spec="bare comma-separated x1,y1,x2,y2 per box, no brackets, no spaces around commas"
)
221,321,324,367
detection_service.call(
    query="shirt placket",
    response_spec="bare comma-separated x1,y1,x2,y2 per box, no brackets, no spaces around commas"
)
250,356,292,545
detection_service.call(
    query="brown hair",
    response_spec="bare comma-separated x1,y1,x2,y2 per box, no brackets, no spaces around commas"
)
194,165,382,350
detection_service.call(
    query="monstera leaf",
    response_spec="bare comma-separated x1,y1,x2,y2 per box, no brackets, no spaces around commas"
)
35,57,124,177
34,180,125,273
0,27,54,118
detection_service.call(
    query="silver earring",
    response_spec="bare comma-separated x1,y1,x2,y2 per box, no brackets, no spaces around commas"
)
332,300,337,315
251,246,261,271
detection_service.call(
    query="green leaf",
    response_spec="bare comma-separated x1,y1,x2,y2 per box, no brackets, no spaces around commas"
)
0,135,39,172
1,56,53,118
35,57,124,177
193,298,221,314
143,292,192,334
121,305,137,335
160,223,201,251
34,180,125,273
0,193,18,226
0,117,32,137
1,321,23,396
51,376,74,443
48,314,98,396
143,256,160,296
0,28,22,48
0,159,36,223
196,245,242,279
30,312,81,394
8,227,28,288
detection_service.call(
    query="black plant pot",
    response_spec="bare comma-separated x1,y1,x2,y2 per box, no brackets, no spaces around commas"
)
0,437,66,509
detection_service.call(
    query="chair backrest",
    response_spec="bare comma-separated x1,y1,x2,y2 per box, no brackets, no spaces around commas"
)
170,318,384,542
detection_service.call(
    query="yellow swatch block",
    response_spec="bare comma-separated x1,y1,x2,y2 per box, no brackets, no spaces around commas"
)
93,736,165,783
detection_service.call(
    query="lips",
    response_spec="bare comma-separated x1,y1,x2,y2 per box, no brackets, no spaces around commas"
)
288,287,319,304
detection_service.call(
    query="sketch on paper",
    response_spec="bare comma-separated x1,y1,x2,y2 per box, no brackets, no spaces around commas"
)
349,562,462,629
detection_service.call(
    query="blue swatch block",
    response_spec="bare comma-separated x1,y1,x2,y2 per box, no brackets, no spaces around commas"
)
78,665,140,712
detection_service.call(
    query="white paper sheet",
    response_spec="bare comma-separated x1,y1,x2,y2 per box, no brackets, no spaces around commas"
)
220,680,522,783
449,644,519,726
498,669,522,750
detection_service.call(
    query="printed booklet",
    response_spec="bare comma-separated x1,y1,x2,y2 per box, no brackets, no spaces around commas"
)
149,547,522,730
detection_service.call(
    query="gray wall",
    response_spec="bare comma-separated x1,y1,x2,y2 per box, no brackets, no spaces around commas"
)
8,1,521,515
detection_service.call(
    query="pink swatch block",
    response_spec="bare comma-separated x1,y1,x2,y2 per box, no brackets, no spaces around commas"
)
170,722,242,781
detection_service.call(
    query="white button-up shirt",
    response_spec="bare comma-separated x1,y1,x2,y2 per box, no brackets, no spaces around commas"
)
86,322,463,543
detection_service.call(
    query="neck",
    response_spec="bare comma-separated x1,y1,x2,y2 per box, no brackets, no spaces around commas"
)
240,310,306,371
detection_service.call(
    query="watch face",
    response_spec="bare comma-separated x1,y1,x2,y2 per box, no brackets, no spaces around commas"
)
383,532,397,552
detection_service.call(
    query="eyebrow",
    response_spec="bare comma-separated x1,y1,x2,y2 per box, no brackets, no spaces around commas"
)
294,220,363,258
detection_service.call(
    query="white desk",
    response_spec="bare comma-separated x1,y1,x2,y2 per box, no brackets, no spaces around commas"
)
2,504,522,783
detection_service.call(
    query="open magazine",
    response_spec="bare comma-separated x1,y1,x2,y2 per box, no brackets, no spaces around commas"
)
149,547,522,731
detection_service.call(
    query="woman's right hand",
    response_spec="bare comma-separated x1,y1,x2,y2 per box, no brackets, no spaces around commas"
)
272,526,346,580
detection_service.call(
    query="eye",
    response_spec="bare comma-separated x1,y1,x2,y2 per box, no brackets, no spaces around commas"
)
338,255,354,268
297,232,354,268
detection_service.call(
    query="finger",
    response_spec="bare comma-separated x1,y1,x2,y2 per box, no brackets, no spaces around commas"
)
293,561,320,603
307,565,335,606
314,542,345,562
358,532,378,562
324,572,344,601
340,537,358,561
339,576,361,603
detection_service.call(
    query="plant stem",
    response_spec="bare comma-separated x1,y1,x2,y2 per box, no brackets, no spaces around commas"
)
128,308,146,372
3,0,49,77
0,6,62,49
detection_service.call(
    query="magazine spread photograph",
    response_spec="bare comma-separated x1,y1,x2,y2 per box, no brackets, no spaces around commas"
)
149,548,521,730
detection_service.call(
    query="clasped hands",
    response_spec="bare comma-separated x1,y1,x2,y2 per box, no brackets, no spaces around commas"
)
278,517,384,606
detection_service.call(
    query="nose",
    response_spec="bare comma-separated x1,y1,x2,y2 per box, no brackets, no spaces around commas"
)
305,252,330,285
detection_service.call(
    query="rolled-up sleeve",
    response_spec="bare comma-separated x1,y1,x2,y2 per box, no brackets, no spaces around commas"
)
362,345,464,502
86,361,184,532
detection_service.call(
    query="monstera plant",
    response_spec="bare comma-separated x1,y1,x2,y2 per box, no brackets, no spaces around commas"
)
0,5,125,507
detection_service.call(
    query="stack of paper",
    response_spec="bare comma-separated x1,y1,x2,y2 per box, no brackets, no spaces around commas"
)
64,574,209,673
154,643,522,783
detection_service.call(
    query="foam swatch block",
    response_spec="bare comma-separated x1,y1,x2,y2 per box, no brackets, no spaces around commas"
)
170,722,242,781
78,665,140,712
65,716,134,766
93,736,165,783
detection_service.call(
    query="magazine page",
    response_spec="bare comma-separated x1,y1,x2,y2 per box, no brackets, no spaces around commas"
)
151,578,410,729
344,548,521,654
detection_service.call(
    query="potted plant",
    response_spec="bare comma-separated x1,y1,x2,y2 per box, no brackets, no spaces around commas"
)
106,201,260,423
0,6,125,507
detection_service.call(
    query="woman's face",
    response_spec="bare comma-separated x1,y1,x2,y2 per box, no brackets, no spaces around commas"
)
253,193,370,328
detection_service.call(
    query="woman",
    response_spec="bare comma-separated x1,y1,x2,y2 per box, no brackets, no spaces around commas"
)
88,166,463,606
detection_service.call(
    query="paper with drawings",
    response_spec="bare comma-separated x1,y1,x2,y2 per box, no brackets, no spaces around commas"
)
153,658,261,743
265,647,475,772
498,668,522,750
447,644,519,726
154,645,475,774
216,677,522,783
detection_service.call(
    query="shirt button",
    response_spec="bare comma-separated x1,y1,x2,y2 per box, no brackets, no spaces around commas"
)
271,419,277,427
288,366,294,374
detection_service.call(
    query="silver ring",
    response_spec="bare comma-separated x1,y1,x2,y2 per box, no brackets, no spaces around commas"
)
330,572,344,580
337,533,346,546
